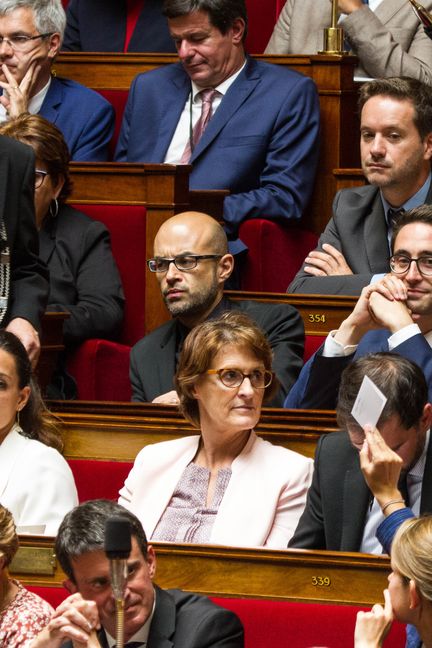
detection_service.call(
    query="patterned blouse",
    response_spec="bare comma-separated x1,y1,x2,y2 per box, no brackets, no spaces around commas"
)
0,580,53,647
152,462,232,543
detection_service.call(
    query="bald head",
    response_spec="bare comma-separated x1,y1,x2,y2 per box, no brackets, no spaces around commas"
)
152,212,234,326
154,212,228,256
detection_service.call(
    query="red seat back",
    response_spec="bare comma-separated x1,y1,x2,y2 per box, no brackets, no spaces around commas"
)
245,0,284,53
239,220,318,292
97,89,129,159
70,204,147,346
67,458,132,502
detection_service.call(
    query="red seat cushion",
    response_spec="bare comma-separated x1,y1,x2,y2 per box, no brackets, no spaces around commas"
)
96,89,129,158
67,458,132,502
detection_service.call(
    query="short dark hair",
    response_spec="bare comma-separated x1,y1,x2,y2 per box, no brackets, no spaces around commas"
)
337,353,428,432
391,204,432,252
358,77,432,140
55,500,148,583
163,0,248,40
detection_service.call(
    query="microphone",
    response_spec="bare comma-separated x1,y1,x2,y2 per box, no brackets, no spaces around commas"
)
408,0,432,39
105,516,132,648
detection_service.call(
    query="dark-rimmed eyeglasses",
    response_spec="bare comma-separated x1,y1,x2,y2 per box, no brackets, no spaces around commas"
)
389,254,432,277
147,254,222,273
206,368,273,389
35,169,49,189
0,32,54,51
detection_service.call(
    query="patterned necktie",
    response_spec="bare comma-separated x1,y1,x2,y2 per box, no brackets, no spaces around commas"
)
388,207,405,229
180,88,217,163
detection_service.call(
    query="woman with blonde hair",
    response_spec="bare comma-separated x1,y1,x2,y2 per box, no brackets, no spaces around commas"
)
0,505,53,646
120,311,313,548
355,515,432,647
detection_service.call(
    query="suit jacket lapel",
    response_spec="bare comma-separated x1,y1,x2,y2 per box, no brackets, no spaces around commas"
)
153,67,190,161
375,0,408,23
148,586,175,648
190,57,260,162
39,77,62,124
158,322,178,394
363,191,390,273
420,433,432,512
38,218,58,265
340,456,371,551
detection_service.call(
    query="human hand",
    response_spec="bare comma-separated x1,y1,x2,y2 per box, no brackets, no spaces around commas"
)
6,317,40,367
0,61,41,118
337,0,367,14
368,291,413,333
359,425,404,509
30,593,101,648
334,283,383,346
152,389,180,405
354,589,393,648
303,243,353,277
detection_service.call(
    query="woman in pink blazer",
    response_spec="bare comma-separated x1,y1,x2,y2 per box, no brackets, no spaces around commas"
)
119,312,312,548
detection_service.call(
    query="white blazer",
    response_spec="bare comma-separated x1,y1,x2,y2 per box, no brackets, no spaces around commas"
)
0,425,78,535
119,432,313,548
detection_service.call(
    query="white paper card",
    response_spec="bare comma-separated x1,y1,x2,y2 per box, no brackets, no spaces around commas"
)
351,375,387,429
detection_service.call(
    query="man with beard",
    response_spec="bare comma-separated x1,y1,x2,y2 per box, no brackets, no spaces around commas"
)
289,353,432,552
129,211,304,405
286,205,432,408
289,77,432,295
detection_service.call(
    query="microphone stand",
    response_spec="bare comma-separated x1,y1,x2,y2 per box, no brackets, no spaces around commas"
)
320,0,346,53
105,517,132,648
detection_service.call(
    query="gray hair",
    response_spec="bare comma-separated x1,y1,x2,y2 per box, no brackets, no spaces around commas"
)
0,0,66,41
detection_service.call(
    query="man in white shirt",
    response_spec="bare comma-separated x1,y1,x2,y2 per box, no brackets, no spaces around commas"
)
286,205,432,408
289,352,432,552
115,0,320,252
266,0,432,83
31,500,244,648
0,0,114,161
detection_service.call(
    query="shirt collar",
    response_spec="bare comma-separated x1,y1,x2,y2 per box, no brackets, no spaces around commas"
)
104,590,156,647
382,173,432,228
191,59,246,101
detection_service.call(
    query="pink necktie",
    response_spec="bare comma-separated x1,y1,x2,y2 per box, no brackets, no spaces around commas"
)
180,88,217,164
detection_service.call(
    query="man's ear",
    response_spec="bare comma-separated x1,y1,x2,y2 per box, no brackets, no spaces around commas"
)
218,254,234,283
230,17,246,44
63,578,78,594
47,33,61,59
420,403,432,433
424,132,432,161
146,545,157,580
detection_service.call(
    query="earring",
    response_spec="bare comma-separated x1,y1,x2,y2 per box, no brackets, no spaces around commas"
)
16,409,20,426
49,198,59,219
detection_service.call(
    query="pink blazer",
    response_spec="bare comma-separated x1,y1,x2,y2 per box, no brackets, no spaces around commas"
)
119,432,313,548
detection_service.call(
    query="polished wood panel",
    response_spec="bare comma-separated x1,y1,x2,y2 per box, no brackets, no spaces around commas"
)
12,536,390,606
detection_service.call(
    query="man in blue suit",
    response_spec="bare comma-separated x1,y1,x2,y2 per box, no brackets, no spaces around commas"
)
0,0,114,161
115,0,320,250
285,205,432,409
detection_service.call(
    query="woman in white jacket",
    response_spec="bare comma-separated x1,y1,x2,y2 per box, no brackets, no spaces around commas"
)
120,311,312,548
0,330,77,534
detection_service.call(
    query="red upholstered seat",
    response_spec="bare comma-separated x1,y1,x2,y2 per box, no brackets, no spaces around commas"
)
67,458,132,502
245,0,283,53
211,598,406,648
239,220,318,293
26,587,406,648
96,89,129,159
66,204,147,400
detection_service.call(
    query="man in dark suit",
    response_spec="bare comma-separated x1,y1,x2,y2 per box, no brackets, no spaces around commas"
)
0,0,114,161
289,77,432,295
130,211,304,406
289,353,432,552
115,0,320,251
286,205,432,409
0,134,48,364
62,0,177,53
32,500,244,648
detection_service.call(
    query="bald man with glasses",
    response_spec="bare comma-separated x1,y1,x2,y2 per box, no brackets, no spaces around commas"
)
130,211,304,406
